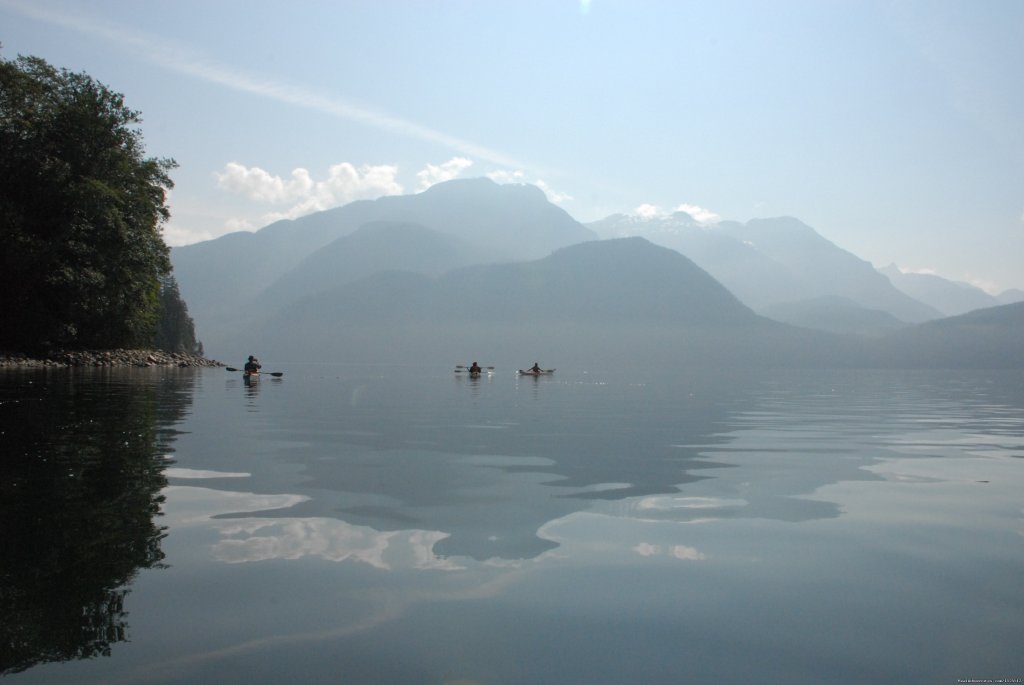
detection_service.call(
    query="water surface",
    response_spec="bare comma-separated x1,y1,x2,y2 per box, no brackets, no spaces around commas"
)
2,365,1022,684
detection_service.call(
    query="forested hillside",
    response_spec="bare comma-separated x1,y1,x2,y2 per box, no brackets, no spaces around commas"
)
0,54,197,354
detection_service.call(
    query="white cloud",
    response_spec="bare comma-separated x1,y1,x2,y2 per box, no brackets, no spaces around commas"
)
216,162,314,204
631,202,720,223
486,170,572,204
487,169,527,184
966,274,1001,295
634,203,661,218
416,157,474,191
320,162,404,204
674,203,720,224
210,159,573,242
217,161,403,225
535,179,573,204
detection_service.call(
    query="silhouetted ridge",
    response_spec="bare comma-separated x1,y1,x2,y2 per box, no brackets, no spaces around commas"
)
761,296,909,338
875,302,1024,367
427,238,756,324
259,221,473,309
879,264,1000,316
276,236,757,328
556,237,752,321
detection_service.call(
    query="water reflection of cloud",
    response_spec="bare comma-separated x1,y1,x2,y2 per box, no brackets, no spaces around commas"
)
163,486,308,525
633,495,748,522
213,518,397,567
165,467,250,479
639,496,746,510
163,485,463,571
538,512,708,563
632,542,707,561
213,518,463,571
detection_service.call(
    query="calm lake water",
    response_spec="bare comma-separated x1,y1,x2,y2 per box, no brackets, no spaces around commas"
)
2,364,1023,684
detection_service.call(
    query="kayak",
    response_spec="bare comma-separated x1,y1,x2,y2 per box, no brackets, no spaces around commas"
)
244,371,260,380
518,369,555,376
455,365,494,376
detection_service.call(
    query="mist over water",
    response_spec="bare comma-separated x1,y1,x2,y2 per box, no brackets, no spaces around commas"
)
2,365,1023,683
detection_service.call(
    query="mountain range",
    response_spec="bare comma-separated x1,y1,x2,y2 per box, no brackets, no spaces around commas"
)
171,178,1023,368
173,178,595,326
877,264,1021,316
587,213,944,323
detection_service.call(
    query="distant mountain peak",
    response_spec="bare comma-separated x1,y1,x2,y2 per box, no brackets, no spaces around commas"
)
424,176,497,191
586,213,942,323
998,288,1024,305
669,210,700,223
880,262,999,316
419,176,548,203
588,210,704,239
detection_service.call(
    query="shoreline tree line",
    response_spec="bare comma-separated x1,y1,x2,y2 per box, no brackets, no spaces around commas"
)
1,51,200,356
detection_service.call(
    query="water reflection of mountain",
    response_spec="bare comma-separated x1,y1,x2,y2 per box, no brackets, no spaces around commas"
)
204,369,882,563
0,369,197,675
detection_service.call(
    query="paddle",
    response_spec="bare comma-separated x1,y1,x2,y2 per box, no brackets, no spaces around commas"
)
226,367,284,377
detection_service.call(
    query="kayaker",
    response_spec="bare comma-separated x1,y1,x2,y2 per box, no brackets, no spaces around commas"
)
244,355,261,373
529,362,542,373
469,362,482,374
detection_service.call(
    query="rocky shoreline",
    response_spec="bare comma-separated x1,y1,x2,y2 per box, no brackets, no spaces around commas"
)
0,349,223,369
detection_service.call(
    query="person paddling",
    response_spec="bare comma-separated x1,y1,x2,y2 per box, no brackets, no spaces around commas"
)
469,361,482,374
244,355,261,374
519,363,554,375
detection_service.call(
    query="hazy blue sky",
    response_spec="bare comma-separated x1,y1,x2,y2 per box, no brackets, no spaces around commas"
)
3,0,1022,292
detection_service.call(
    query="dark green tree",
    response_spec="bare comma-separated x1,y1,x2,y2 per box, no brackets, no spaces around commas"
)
0,54,176,352
155,274,203,355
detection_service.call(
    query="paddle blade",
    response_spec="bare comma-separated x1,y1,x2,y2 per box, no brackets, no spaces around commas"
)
226,367,239,372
